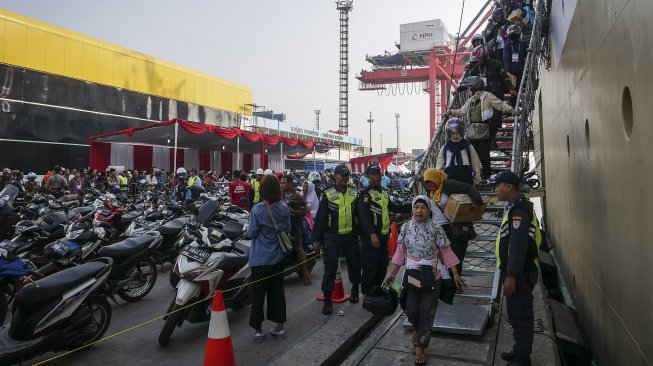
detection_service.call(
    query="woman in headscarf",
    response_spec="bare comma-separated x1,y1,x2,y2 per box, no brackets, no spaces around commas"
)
301,180,319,254
422,168,483,278
384,195,466,365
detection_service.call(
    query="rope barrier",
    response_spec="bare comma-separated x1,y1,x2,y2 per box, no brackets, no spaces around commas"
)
33,251,323,365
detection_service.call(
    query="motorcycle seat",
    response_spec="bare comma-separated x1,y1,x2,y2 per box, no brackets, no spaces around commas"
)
97,235,155,258
234,241,250,257
15,260,111,307
221,252,248,273
69,206,95,218
157,218,187,236
221,221,244,241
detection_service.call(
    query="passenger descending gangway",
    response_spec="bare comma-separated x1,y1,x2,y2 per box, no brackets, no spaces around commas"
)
406,0,551,336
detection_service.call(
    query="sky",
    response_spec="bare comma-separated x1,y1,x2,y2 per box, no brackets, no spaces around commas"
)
3,0,489,154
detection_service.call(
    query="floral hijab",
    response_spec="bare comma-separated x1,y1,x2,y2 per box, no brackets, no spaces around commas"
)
398,195,449,260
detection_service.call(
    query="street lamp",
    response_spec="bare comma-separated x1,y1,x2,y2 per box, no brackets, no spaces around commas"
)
367,111,373,154
314,110,321,130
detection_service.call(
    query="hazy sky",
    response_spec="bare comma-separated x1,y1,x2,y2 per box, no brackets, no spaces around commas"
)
3,0,488,153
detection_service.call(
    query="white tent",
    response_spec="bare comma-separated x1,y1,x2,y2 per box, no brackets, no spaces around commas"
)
386,163,411,174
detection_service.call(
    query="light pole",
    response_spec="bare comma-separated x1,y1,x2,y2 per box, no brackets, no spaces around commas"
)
314,110,321,130
380,133,383,153
367,111,373,154
395,113,400,152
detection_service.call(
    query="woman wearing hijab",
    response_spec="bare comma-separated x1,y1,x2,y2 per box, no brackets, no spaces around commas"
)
422,168,484,279
384,195,466,365
302,180,319,253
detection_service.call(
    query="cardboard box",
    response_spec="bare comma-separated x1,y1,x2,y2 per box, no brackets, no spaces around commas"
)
444,194,487,223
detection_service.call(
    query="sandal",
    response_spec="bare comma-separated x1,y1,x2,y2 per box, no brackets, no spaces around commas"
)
304,278,312,286
410,331,417,347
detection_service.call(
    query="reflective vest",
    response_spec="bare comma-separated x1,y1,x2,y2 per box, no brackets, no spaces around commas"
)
495,196,542,273
251,179,261,203
325,187,358,235
188,176,199,187
368,188,391,235
118,175,128,192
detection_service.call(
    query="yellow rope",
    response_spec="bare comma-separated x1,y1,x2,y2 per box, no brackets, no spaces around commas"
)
33,252,322,365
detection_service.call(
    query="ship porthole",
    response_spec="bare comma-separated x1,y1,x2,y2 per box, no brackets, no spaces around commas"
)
584,119,590,159
622,86,634,141
566,135,570,157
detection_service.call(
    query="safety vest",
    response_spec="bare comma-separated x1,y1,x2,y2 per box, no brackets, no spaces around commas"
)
368,188,391,235
325,187,358,235
118,175,128,192
188,176,198,187
495,196,542,273
251,179,261,203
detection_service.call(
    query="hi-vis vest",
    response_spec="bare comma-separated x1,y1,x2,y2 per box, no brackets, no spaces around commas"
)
325,187,358,235
495,196,542,273
118,175,128,191
251,179,261,203
188,176,199,187
368,188,391,235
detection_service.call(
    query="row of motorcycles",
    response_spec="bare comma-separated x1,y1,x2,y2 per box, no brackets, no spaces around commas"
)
0,184,316,364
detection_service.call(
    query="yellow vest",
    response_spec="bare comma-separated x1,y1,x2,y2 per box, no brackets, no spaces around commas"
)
118,175,128,191
251,179,261,203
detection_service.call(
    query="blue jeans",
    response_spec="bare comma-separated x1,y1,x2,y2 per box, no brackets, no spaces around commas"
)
302,220,313,253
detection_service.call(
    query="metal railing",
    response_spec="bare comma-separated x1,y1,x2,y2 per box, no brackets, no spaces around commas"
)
511,0,553,175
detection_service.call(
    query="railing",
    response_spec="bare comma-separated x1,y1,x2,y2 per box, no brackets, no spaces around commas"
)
511,0,552,175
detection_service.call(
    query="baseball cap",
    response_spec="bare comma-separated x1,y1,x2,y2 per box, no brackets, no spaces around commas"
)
365,164,381,174
491,171,521,187
333,164,350,176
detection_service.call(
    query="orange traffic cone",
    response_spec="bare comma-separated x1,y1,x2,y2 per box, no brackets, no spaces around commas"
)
388,222,398,260
203,291,236,366
316,260,351,303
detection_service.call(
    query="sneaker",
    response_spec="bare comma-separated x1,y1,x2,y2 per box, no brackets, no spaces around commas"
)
269,328,285,340
350,286,359,303
254,330,265,343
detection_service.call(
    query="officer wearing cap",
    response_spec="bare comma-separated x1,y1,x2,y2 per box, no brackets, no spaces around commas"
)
248,168,265,208
187,168,202,188
494,171,541,366
312,164,361,315
358,164,411,295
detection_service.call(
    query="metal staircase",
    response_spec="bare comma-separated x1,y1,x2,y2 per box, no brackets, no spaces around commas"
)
406,0,551,336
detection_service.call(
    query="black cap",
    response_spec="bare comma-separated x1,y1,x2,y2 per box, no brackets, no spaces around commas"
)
190,168,197,173
365,164,381,174
333,164,350,176
491,171,520,187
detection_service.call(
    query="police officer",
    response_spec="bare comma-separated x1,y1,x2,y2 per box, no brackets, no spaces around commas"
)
358,164,411,295
494,171,541,366
312,164,361,315
248,168,264,208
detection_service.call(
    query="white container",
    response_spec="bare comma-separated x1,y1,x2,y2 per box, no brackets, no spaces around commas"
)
399,19,452,52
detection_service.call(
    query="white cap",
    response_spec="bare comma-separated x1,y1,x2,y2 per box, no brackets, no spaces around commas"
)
256,168,264,175
264,169,273,175
176,167,187,175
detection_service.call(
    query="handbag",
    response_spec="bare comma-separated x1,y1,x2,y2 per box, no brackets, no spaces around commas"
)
450,222,477,241
264,202,294,257
404,266,435,291
465,121,490,141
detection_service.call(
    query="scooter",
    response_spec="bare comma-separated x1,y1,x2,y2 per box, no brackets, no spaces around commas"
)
0,257,113,365
158,201,251,346
96,232,162,302
0,186,20,240
0,251,40,325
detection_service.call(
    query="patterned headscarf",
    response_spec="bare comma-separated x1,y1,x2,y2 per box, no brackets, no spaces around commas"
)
398,195,448,260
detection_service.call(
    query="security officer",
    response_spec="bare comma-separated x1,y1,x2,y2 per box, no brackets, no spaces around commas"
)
494,171,541,366
248,168,264,208
118,170,129,193
358,164,411,295
312,164,361,315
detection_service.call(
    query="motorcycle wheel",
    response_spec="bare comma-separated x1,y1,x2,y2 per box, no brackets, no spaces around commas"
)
0,293,7,325
118,260,158,302
169,270,180,289
158,304,183,346
82,297,112,345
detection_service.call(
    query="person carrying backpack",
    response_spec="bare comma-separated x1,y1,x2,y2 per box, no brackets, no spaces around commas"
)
447,76,514,179
436,118,482,186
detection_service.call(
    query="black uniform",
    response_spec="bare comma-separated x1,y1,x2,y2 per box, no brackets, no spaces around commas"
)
311,186,361,300
358,185,411,294
497,194,540,364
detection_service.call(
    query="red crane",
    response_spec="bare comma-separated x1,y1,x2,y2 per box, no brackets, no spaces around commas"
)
356,8,493,140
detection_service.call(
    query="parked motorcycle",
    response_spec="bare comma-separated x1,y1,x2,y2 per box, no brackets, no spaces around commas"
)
0,251,40,325
0,258,113,365
0,186,20,241
158,200,251,346
96,232,162,302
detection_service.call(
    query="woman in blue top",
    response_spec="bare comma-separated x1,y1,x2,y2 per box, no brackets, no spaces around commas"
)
246,174,291,343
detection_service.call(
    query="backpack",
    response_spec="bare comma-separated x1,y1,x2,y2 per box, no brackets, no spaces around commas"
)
465,95,490,141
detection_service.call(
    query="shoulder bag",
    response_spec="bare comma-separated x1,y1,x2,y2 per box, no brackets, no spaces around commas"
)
264,202,295,257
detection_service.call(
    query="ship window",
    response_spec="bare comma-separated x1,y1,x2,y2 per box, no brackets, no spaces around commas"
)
566,135,570,157
585,119,590,159
622,87,633,141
